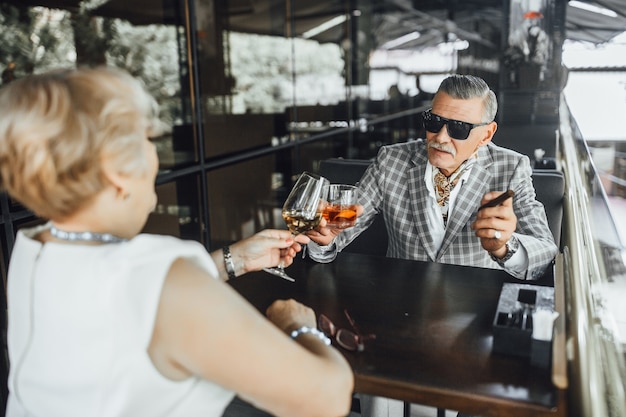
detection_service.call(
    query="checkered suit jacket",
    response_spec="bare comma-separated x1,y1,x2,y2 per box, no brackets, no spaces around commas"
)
311,140,558,280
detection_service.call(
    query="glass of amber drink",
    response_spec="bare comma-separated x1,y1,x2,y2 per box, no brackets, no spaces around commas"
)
323,184,359,229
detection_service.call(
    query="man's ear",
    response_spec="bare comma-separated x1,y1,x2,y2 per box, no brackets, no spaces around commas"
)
479,121,498,146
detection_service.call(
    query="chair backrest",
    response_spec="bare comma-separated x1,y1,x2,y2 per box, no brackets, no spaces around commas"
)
494,124,558,163
531,169,565,249
319,158,388,256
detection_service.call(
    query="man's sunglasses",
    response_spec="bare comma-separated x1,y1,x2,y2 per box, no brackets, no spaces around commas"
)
422,109,491,140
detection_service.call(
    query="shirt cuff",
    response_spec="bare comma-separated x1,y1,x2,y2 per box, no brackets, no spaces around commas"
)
307,240,338,263
502,241,529,279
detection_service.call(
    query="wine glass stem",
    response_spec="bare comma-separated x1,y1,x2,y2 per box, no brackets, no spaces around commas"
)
287,231,309,259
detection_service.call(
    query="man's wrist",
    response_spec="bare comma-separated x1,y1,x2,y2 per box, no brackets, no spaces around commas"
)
490,235,520,266
315,240,336,251
490,245,507,259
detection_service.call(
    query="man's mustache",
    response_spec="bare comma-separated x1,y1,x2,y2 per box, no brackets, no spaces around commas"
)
428,142,456,158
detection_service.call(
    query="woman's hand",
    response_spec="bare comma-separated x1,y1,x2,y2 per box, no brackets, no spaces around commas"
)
230,229,310,274
265,298,317,333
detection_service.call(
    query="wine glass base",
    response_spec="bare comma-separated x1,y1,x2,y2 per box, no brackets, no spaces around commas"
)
262,267,296,282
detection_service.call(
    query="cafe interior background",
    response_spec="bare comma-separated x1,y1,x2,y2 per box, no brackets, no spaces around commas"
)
0,0,625,415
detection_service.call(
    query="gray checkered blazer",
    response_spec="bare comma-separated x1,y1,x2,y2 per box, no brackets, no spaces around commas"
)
311,140,558,280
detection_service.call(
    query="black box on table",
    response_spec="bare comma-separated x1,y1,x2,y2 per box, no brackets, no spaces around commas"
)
492,283,555,363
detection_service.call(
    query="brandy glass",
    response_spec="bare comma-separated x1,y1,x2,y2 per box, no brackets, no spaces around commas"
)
263,171,329,281
322,184,359,229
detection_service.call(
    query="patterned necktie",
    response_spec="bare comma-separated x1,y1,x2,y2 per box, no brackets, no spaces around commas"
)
433,158,475,224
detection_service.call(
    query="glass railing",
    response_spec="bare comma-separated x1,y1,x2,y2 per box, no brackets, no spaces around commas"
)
559,98,626,417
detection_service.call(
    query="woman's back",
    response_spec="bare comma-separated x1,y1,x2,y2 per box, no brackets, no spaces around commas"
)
6,224,234,417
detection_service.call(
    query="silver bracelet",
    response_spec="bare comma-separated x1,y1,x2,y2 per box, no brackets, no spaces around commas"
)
222,246,236,280
290,326,331,346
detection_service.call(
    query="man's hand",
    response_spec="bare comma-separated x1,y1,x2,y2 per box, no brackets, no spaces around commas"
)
471,191,517,257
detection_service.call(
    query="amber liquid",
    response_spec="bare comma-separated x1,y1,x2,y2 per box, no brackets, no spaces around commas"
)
322,204,358,229
282,210,323,234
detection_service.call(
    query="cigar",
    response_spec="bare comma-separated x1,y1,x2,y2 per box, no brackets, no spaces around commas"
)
478,189,514,210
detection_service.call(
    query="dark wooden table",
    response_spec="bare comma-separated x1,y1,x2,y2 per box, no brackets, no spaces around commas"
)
229,252,567,417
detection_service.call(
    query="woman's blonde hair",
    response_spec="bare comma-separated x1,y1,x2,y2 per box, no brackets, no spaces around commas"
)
0,66,162,220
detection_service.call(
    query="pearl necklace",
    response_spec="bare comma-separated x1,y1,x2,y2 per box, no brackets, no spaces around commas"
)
49,225,128,244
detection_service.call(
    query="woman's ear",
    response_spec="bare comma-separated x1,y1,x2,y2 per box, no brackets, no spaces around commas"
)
101,161,131,200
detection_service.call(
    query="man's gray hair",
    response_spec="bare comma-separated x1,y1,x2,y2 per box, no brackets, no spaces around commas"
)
437,74,498,123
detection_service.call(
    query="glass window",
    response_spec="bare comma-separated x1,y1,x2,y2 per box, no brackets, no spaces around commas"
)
146,175,204,243
0,2,194,170
0,0,374,272
206,154,278,248
0,225,6,294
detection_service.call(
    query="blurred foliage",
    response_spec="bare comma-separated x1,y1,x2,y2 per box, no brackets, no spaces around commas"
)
106,21,184,126
0,3,183,128
0,4,74,80
0,2,345,119
229,32,345,113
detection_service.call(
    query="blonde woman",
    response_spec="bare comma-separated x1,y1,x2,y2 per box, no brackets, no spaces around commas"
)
0,66,353,417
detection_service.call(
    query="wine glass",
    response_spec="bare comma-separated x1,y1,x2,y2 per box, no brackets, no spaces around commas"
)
263,171,329,281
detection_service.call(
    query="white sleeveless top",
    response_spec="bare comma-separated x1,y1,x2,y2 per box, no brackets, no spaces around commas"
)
6,225,235,417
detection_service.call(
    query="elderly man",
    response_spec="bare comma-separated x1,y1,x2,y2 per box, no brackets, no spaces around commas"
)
307,74,557,280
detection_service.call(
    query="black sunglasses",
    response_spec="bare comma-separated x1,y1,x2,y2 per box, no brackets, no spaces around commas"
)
318,309,376,352
422,109,490,140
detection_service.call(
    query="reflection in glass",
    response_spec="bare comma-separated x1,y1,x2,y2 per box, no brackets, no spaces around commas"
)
0,224,6,292
561,105,626,416
144,176,202,243
0,2,193,168
206,155,278,248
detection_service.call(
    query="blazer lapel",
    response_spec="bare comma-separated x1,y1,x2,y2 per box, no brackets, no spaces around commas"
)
437,148,493,259
409,148,438,261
